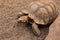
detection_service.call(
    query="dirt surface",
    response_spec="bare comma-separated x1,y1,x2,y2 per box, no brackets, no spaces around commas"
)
0,0,60,40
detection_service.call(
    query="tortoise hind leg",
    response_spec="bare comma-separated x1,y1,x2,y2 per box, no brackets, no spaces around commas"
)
32,23,41,36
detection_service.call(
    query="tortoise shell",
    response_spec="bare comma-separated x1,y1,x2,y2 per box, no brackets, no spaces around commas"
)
21,1,58,25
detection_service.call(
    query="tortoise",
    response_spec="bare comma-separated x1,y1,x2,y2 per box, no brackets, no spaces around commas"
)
17,1,58,36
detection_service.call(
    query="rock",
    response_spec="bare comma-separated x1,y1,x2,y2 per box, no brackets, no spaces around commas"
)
45,15,60,40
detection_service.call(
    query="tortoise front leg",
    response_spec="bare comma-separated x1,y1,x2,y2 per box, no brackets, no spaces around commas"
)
32,22,41,36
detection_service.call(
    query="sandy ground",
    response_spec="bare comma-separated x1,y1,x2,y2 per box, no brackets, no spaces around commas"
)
0,0,60,40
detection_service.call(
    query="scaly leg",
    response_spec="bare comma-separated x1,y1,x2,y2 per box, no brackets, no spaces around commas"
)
32,22,41,36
